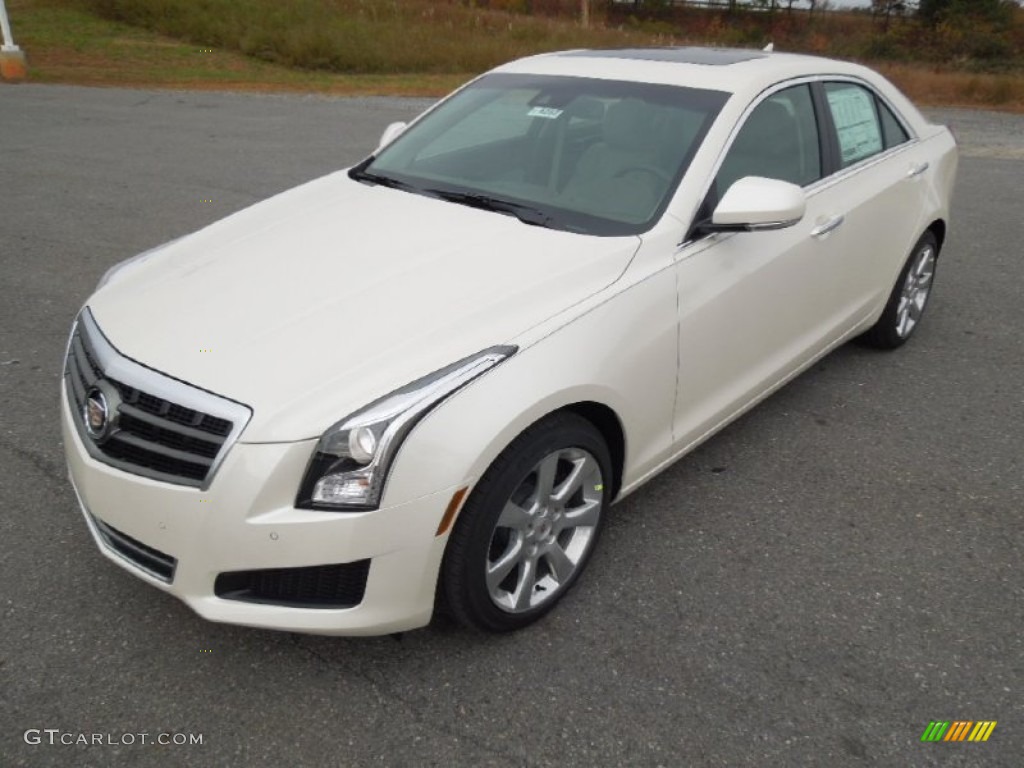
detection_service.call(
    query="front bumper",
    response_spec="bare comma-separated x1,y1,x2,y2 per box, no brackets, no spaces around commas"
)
61,386,454,636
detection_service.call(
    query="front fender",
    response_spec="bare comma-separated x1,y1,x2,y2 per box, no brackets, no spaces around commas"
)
380,261,679,512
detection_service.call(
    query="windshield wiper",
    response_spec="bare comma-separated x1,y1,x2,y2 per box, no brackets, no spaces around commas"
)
349,167,567,231
426,190,559,229
348,166,422,194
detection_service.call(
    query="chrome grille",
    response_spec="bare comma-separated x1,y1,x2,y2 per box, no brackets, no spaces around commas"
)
64,309,251,489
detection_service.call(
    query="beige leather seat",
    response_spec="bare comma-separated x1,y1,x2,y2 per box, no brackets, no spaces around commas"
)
561,98,667,223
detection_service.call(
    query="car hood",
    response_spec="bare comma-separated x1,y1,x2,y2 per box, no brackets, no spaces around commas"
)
89,171,639,442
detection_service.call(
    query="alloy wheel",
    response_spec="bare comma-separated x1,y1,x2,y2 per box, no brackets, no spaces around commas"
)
895,243,936,339
485,447,603,613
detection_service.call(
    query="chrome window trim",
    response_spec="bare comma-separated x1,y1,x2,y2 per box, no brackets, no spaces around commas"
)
819,74,918,144
815,76,919,185
806,134,917,195
683,73,921,246
706,76,833,202
67,308,252,490
680,76,827,247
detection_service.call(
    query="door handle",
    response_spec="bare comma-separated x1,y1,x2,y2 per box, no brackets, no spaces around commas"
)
907,161,930,178
810,214,845,239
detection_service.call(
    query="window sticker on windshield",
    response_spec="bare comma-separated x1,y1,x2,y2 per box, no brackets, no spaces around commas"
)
826,86,883,166
528,106,564,120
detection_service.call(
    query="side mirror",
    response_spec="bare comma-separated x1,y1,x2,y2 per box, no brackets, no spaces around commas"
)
706,176,806,233
377,121,408,152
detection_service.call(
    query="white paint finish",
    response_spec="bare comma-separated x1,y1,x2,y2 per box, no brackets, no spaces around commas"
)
63,49,958,635
63,387,452,635
92,172,638,442
711,176,807,228
384,245,681,507
671,181,853,448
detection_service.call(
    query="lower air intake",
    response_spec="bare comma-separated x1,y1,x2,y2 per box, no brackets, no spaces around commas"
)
214,560,371,608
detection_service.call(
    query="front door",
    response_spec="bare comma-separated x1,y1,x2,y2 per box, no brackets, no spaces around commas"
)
671,82,855,448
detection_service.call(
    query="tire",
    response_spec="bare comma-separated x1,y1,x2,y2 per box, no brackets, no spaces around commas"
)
440,413,612,633
859,231,939,350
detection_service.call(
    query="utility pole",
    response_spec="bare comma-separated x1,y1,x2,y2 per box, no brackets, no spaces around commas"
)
581,0,590,29
0,0,27,82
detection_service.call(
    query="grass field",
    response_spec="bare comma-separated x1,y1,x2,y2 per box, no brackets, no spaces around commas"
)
4,0,1023,109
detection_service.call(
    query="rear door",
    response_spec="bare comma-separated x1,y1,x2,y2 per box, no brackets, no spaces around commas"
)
813,79,933,323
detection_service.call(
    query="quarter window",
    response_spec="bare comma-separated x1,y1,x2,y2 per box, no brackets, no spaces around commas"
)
877,98,910,148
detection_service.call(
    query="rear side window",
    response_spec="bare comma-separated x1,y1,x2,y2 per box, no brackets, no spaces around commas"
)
824,82,884,168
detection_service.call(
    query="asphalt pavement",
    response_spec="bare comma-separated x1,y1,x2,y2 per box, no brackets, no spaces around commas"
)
1,85,1022,767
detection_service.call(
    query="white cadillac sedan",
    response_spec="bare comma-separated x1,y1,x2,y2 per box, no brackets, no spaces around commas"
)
62,47,957,635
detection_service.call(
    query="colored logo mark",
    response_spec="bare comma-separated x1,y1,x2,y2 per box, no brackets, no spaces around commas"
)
921,721,997,742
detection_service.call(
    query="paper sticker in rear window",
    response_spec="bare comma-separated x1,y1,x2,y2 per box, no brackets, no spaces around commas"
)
825,84,884,168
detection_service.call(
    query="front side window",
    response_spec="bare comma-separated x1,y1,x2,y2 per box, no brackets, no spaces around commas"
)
714,83,822,196
356,73,729,236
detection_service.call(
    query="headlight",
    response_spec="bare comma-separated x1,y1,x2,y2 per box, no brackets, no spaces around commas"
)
296,346,516,511
95,238,181,291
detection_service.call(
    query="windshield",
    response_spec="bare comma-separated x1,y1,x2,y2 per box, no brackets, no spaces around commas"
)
354,73,729,237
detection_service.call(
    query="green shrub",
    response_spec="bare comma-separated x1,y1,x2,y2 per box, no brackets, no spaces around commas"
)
78,0,1023,75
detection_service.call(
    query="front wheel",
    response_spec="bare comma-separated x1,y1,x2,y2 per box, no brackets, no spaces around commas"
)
859,231,939,349
440,413,612,632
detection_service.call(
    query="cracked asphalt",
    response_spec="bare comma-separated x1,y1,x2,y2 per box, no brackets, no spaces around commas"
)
1,86,1022,767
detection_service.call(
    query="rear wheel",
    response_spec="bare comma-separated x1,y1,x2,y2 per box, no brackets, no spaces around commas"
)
860,231,939,349
440,413,611,632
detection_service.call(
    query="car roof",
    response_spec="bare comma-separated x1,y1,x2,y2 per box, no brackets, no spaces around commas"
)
495,46,876,99
557,47,768,66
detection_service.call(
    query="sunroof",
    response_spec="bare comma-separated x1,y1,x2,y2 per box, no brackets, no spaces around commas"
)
559,47,767,65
